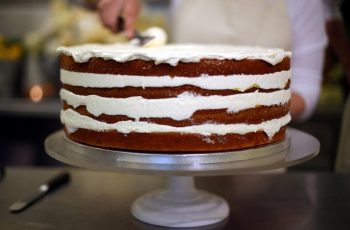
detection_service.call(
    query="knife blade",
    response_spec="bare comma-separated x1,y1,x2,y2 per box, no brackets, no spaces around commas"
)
9,172,70,213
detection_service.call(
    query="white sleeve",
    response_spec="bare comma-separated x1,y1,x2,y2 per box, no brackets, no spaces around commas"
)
286,0,328,121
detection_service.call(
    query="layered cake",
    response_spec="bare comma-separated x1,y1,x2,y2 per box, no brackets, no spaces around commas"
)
58,44,291,152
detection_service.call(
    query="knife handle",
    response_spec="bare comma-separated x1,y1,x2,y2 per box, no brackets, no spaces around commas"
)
116,16,125,32
0,164,5,181
41,172,70,193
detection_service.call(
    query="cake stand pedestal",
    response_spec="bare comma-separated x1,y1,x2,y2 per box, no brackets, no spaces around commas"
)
45,128,319,228
131,176,229,227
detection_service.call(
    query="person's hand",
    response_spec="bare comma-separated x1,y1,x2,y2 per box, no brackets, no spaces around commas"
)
290,92,305,121
97,0,140,38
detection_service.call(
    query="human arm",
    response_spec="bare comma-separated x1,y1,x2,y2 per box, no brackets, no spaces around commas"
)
97,0,140,38
290,92,305,119
286,0,328,121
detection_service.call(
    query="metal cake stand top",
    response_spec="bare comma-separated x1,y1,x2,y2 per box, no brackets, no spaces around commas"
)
45,128,319,176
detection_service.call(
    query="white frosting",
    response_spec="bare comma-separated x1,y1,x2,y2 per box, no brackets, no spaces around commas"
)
60,88,291,120
61,109,291,138
57,44,291,66
61,69,290,91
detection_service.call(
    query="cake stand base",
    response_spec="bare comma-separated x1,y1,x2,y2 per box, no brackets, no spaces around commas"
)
45,128,320,228
131,176,229,227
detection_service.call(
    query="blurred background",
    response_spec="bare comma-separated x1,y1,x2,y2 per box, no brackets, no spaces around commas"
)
0,0,349,171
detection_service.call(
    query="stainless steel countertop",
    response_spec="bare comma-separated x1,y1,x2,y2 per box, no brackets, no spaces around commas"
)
1,167,350,230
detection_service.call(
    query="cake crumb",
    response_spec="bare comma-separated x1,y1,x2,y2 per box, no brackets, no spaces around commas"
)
202,136,215,144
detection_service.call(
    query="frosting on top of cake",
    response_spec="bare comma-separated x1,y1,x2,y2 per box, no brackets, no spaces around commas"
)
57,43,291,66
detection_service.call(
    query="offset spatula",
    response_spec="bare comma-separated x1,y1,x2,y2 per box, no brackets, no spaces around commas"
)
9,172,70,213
116,16,154,46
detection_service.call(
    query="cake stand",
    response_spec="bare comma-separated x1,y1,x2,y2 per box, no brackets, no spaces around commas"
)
45,128,319,228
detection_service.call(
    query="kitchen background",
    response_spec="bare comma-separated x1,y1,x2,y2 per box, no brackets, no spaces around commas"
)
0,0,349,171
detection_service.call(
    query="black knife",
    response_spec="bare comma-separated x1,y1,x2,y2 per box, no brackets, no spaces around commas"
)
116,16,154,46
0,164,5,181
9,172,70,213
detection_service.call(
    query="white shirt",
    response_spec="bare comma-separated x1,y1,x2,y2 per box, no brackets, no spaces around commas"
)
170,0,328,120
286,0,328,120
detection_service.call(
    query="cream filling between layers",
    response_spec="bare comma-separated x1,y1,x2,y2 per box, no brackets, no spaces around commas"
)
61,69,290,91
61,109,291,138
60,89,291,121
